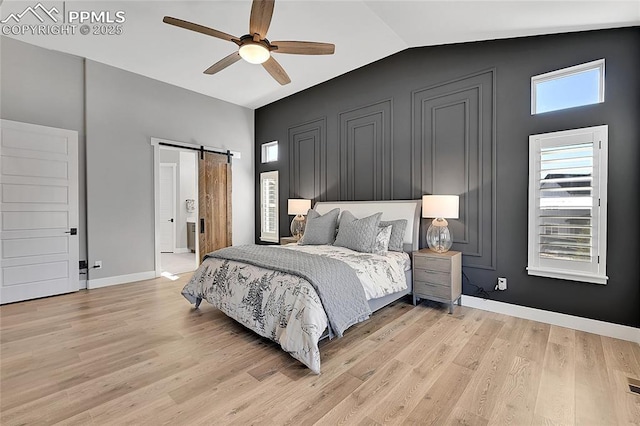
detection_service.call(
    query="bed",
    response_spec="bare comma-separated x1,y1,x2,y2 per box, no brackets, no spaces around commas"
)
181,200,422,373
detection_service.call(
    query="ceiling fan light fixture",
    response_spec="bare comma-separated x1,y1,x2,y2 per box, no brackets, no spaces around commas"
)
163,0,334,84
239,43,270,64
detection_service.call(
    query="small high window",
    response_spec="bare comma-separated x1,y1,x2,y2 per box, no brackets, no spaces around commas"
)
531,59,605,114
261,141,278,163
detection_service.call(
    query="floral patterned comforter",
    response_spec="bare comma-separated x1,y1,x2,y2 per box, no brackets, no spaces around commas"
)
181,245,410,373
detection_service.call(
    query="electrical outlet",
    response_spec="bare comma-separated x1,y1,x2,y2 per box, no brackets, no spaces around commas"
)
79,260,88,270
94,260,102,269
498,277,507,290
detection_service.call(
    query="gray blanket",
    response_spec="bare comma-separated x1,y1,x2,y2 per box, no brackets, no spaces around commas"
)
206,245,371,338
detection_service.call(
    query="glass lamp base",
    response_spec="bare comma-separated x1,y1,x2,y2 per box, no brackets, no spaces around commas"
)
290,215,306,240
426,221,453,253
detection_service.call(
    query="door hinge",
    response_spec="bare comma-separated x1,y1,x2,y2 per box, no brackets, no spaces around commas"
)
597,256,600,264
598,198,601,207
598,140,601,149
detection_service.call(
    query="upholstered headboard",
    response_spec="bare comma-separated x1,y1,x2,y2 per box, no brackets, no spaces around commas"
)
313,200,422,252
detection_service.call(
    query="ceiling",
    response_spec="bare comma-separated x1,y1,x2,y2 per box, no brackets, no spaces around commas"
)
3,1,639,109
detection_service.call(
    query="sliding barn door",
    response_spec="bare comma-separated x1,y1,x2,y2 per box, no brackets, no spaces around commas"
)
198,152,232,262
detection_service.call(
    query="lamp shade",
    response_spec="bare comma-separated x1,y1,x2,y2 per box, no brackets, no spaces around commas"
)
422,195,459,219
239,43,270,64
288,199,311,215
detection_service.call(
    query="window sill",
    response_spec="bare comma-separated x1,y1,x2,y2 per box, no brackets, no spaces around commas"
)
527,267,608,285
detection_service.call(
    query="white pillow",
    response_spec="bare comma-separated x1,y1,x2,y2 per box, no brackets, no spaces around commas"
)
373,225,393,255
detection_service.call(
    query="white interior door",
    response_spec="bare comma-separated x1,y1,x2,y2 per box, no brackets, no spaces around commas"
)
0,120,79,304
159,163,176,253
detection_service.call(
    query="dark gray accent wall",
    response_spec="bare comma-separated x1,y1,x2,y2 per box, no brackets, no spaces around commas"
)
255,27,640,328
339,99,393,200
288,118,327,202
411,70,496,269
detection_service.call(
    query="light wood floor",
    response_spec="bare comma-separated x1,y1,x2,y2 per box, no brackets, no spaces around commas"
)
1,274,639,425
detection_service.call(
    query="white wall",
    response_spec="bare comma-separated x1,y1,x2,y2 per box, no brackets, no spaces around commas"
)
1,36,255,284
159,149,181,249
86,59,255,280
0,37,88,266
179,151,197,249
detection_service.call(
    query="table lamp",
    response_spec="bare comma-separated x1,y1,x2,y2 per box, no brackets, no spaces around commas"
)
422,195,459,253
288,199,311,240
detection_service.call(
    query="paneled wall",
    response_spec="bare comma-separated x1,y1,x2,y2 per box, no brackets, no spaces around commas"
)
411,70,495,269
256,27,640,328
288,119,327,202
339,99,393,201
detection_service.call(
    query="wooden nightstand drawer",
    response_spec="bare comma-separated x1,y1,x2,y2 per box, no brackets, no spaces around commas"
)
414,269,451,286
414,281,451,299
413,255,450,273
411,249,462,314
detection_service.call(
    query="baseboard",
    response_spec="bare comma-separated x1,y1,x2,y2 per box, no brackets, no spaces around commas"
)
79,280,87,290
87,271,156,290
173,248,190,254
461,295,640,343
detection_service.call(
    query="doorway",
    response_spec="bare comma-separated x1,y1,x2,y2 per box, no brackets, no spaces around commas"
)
152,139,233,278
157,148,198,275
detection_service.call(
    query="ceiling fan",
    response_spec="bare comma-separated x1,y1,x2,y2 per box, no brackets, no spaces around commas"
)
163,0,335,85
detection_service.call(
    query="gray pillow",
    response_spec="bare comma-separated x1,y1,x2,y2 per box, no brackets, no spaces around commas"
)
299,208,340,245
380,219,408,252
334,211,382,253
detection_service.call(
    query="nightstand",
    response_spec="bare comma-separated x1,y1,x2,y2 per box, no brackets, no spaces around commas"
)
279,236,300,245
412,249,462,313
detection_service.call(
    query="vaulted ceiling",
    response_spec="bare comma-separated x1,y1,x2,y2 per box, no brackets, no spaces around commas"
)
3,1,639,109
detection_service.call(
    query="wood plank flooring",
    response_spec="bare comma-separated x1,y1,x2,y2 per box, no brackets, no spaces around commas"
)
1,274,638,425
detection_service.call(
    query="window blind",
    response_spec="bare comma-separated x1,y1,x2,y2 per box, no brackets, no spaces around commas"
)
538,142,593,262
528,125,608,285
260,171,279,242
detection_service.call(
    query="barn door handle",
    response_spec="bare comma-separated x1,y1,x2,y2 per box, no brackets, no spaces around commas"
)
65,228,77,235
200,218,205,234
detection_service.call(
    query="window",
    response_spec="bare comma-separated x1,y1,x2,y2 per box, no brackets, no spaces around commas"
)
532,59,605,114
261,141,278,163
260,170,279,242
528,125,608,284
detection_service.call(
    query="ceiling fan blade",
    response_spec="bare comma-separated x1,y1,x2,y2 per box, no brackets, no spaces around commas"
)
271,41,335,55
249,0,275,39
262,56,291,85
204,52,242,75
163,16,238,43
